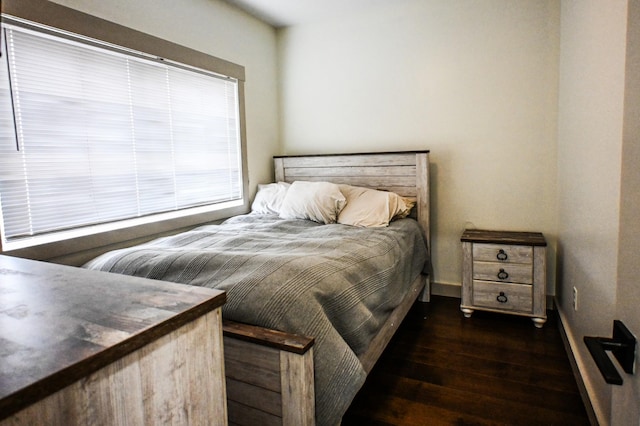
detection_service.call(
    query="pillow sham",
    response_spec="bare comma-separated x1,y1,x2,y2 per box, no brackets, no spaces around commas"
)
251,182,290,214
337,184,414,227
279,181,347,224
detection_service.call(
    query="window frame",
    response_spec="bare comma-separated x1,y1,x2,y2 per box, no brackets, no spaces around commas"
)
0,0,249,262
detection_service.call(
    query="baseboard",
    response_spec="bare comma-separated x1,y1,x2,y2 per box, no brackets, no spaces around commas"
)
431,281,461,298
556,304,600,426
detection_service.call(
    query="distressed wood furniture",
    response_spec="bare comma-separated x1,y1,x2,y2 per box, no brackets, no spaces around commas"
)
460,229,547,328
0,255,227,425
223,321,315,425
222,151,431,425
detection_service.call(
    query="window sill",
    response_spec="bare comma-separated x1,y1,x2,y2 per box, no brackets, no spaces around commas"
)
1,201,249,265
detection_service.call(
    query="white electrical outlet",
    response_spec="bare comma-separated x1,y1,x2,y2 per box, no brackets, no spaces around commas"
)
573,286,578,311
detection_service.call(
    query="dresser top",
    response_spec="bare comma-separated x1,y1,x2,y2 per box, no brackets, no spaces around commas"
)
461,229,547,246
0,255,226,420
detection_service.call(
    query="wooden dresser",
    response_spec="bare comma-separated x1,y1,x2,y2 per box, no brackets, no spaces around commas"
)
0,255,227,425
460,229,547,328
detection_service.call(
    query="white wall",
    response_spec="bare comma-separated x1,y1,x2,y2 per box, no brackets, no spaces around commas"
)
614,2,640,422
51,0,281,196
557,1,628,424
278,0,560,294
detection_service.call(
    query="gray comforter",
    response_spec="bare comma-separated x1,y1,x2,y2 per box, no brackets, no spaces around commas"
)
83,214,428,425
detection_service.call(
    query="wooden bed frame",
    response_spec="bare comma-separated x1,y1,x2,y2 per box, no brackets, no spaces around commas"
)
222,151,431,426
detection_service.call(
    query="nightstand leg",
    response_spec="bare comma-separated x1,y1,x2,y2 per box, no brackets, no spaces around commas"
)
461,308,474,318
532,317,546,328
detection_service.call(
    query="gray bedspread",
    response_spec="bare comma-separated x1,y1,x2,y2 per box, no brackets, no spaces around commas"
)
83,214,428,425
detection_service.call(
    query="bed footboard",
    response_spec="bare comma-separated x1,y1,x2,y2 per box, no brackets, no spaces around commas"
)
222,321,315,426
222,273,425,425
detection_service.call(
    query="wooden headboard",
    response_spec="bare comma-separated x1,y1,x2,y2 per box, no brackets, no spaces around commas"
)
273,150,431,269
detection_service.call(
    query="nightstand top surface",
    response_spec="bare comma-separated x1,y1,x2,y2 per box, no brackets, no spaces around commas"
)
461,229,547,246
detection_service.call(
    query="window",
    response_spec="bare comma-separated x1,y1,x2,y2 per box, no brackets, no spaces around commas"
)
0,18,246,251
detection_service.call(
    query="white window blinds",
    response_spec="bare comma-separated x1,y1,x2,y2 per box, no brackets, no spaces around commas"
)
0,23,243,248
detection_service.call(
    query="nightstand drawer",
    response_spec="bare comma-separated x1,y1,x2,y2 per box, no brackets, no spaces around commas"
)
473,261,533,284
472,243,533,264
472,280,533,313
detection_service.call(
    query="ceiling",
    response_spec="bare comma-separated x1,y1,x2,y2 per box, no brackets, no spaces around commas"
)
221,0,389,28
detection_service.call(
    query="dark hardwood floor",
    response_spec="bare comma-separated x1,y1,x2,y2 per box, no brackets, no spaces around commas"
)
342,295,590,426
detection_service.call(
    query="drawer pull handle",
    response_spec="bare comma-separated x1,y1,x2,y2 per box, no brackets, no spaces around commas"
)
496,249,508,261
497,292,508,303
497,268,509,280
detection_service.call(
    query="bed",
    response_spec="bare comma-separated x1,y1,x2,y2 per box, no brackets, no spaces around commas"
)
83,151,431,426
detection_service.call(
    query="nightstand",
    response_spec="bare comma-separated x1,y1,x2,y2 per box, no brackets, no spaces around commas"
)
460,229,547,328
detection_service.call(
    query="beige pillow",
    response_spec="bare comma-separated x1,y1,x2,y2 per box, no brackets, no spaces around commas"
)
279,181,347,224
393,195,416,219
337,184,413,227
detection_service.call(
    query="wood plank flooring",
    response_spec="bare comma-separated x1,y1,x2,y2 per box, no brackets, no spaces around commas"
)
342,295,590,426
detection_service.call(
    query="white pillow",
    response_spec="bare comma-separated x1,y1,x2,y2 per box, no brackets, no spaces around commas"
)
337,184,414,227
251,182,290,214
279,181,347,224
